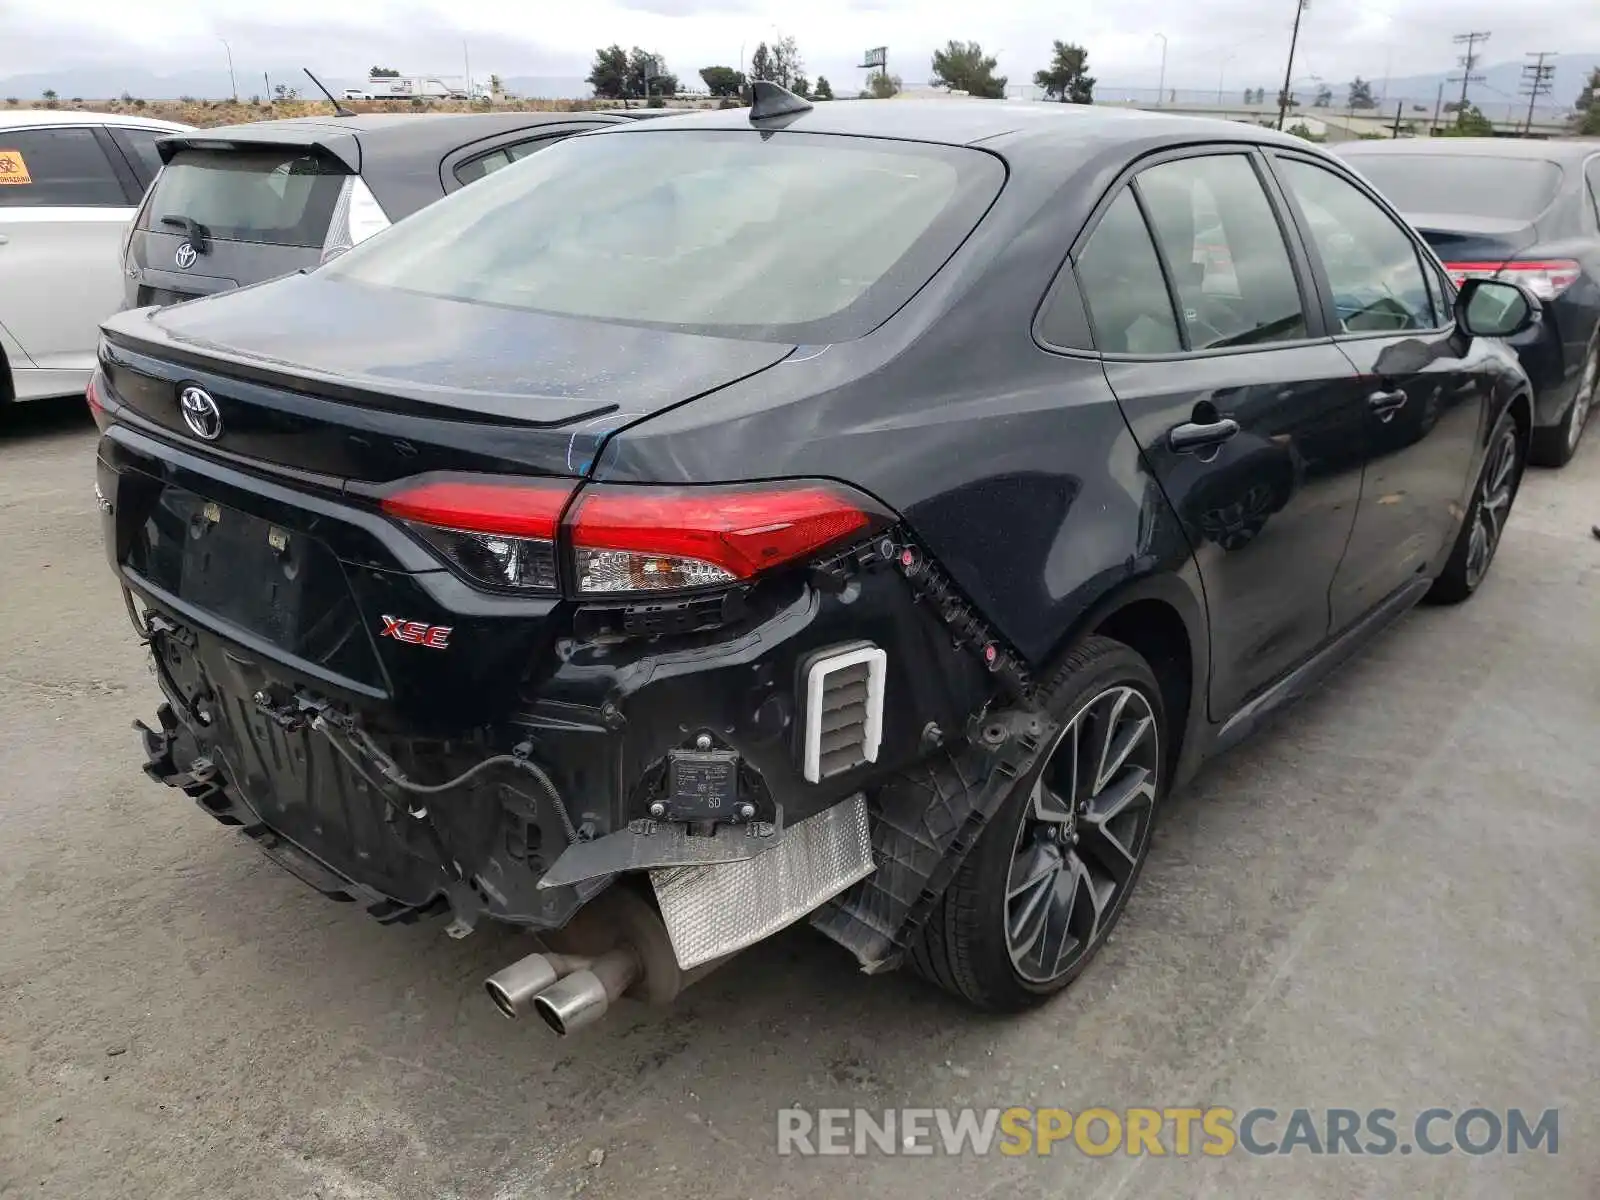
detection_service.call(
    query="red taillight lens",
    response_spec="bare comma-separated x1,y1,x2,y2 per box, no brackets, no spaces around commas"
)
567,482,887,594
380,476,575,593
86,371,111,431
1444,259,1579,302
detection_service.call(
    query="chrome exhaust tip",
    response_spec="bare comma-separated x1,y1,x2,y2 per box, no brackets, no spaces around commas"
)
484,951,585,1020
530,947,641,1036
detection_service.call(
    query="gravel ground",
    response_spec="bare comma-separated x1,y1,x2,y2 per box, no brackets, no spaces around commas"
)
2,396,1597,1199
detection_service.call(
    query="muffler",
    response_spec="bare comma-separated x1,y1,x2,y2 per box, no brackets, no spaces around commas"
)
529,947,641,1036
484,952,591,1020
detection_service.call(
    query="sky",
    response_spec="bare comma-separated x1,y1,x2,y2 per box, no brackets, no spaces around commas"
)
3,0,1598,94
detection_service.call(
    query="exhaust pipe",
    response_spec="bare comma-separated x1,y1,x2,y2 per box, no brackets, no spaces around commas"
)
484,952,590,1020
530,947,641,1037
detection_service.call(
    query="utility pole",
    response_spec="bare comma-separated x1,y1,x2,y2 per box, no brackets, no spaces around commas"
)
1154,33,1168,107
220,39,237,102
1449,31,1491,124
1276,0,1309,131
1520,51,1556,133
1431,80,1444,134
1392,100,1403,138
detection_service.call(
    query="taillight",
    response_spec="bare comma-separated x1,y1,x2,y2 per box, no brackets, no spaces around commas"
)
86,371,112,431
320,176,391,264
567,482,887,594
380,477,574,593
381,476,892,597
1444,259,1580,302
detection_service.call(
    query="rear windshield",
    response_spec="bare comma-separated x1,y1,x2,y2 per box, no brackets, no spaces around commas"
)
323,129,1004,342
139,147,347,248
1343,154,1563,222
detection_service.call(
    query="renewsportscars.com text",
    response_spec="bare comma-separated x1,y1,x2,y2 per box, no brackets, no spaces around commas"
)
776,1106,1559,1158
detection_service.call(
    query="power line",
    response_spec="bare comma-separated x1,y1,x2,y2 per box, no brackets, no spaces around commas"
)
1448,31,1491,120
1520,51,1557,133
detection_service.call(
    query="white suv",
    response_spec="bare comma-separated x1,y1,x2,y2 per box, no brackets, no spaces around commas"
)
0,110,190,404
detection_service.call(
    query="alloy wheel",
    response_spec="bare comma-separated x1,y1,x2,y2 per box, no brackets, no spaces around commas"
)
1465,425,1520,589
1005,685,1159,984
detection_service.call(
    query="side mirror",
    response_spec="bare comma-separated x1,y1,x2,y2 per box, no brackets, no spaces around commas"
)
1455,277,1540,339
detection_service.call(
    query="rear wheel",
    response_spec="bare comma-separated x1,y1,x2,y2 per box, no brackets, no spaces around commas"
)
1528,340,1598,468
910,636,1166,1012
1427,410,1523,605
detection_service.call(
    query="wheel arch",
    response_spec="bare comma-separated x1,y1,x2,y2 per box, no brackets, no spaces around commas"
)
0,341,14,405
1046,570,1211,788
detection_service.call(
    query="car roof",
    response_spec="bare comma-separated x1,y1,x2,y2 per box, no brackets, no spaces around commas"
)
182,111,627,159
600,98,1316,160
1337,136,1600,164
0,109,192,132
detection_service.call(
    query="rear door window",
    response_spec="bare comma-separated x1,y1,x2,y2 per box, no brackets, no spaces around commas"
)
0,127,127,207
1071,189,1182,355
137,147,347,247
1134,154,1308,350
108,127,168,190
454,136,565,186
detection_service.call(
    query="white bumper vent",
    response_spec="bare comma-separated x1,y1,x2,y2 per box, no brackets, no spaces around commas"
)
803,644,886,784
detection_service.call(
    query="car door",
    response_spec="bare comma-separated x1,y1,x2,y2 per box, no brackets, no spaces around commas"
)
1269,152,1490,629
0,125,138,387
1059,147,1370,719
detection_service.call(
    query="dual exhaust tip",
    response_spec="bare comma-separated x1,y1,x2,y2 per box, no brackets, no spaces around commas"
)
485,947,641,1036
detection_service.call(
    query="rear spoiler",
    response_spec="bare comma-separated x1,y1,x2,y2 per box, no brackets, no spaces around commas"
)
155,127,361,174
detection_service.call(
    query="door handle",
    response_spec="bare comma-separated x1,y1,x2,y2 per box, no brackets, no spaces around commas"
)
1169,417,1241,454
1368,388,1408,421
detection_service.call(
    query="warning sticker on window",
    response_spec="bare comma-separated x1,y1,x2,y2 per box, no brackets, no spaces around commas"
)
0,150,31,185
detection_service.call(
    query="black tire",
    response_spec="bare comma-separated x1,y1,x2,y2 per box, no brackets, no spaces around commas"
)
1528,341,1598,469
1426,409,1524,605
909,635,1167,1012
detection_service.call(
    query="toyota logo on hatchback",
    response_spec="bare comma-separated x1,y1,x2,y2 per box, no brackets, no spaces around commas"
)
174,242,197,270
178,385,222,441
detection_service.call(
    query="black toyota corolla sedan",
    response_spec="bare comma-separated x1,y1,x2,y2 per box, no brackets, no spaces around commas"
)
1336,137,1600,467
90,86,1538,1033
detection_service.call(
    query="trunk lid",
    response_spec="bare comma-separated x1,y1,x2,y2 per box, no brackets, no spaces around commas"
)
1401,212,1539,266
101,273,798,482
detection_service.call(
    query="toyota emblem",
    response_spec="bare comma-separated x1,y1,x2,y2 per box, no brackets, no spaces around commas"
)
178,385,222,441
175,242,197,270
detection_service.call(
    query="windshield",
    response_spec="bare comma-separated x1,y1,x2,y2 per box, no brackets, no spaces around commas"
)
1343,154,1563,222
323,129,1004,342
140,147,347,248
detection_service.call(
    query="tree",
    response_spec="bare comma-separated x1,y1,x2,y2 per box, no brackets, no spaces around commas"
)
370,66,400,78
1242,88,1253,104
1347,77,1377,110
1575,68,1600,135
1442,104,1494,136
628,49,677,100
790,74,810,99
930,39,1007,98
1034,41,1094,104
1253,87,1267,104
1313,84,1333,107
814,75,834,100
272,83,299,101
488,73,504,98
41,88,57,102
749,42,775,84
1277,88,1298,109
587,45,630,99
699,66,745,97
868,72,903,99
1286,122,1326,143
770,35,805,91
